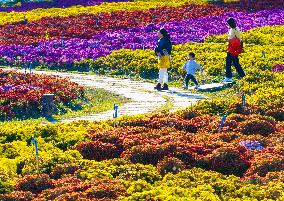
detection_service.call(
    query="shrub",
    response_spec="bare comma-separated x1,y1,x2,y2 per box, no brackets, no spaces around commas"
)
266,107,284,121
189,115,218,131
227,114,247,122
234,134,267,150
240,174,264,185
246,153,284,177
239,119,276,136
0,191,35,201
175,108,200,119
122,144,172,165
190,99,232,116
248,114,276,126
55,192,83,201
15,174,54,194
206,147,250,177
116,164,161,184
75,140,122,161
126,179,152,194
152,117,198,133
217,132,241,143
227,102,264,115
265,171,284,183
85,179,126,199
157,157,185,176
37,178,89,200
0,179,13,194
50,163,81,179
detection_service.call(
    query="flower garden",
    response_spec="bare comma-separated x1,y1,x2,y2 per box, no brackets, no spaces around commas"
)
0,0,284,200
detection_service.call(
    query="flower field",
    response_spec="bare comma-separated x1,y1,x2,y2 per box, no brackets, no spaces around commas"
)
0,0,284,200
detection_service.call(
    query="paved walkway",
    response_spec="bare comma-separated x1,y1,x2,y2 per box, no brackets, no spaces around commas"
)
2,68,206,122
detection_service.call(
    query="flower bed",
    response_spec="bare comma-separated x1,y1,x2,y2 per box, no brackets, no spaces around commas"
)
0,69,84,120
0,4,230,46
0,8,283,67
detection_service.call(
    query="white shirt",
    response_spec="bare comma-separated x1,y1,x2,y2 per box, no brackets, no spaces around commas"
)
228,28,241,40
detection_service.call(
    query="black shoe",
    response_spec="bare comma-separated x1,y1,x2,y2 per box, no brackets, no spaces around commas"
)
154,83,162,90
162,83,169,90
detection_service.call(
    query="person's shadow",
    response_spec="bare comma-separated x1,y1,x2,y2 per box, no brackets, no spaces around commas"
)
159,89,206,100
45,116,59,123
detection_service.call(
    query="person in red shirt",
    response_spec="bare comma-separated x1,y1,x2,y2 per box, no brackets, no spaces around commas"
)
222,18,245,83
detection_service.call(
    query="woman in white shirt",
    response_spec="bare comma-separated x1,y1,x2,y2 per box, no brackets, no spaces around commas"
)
223,18,245,83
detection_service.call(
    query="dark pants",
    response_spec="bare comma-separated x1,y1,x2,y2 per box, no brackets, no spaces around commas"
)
185,74,198,86
226,52,245,79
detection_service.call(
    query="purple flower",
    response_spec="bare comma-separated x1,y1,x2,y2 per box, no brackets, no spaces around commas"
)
239,140,264,151
272,64,284,72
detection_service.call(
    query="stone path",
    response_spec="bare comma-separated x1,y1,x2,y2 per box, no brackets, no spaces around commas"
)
2,68,206,122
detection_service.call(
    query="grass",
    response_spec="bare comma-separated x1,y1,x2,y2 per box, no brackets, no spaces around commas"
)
53,87,129,120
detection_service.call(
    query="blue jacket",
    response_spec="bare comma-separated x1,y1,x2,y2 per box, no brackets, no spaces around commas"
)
155,38,172,56
183,60,201,75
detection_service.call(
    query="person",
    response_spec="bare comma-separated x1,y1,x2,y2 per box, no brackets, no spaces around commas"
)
222,17,245,83
20,16,28,25
154,28,172,90
182,52,203,90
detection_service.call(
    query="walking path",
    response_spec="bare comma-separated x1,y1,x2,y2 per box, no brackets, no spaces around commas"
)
2,68,206,122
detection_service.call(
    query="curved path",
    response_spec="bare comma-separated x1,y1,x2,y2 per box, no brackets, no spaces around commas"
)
2,68,206,122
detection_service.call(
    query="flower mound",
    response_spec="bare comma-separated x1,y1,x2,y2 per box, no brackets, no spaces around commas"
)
0,70,84,120
15,174,54,194
206,147,250,177
75,140,122,161
157,157,185,176
239,119,276,136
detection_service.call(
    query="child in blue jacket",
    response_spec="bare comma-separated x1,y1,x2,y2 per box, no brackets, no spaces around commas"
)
182,52,203,90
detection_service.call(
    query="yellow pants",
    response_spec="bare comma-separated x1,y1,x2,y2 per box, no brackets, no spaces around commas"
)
158,55,171,69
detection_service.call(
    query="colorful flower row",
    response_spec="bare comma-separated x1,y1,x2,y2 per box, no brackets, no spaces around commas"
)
1,0,282,13
19,26,282,85
0,69,84,119
211,0,284,11
2,167,284,200
0,0,198,25
0,0,132,12
0,8,283,67
0,4,231,46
